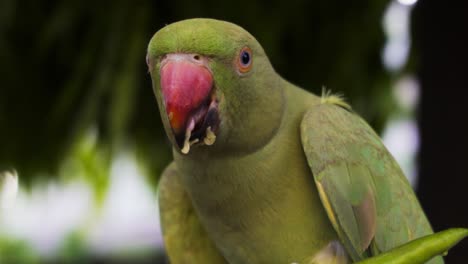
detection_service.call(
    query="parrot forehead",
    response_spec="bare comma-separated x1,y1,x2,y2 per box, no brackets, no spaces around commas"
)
148,18,259,59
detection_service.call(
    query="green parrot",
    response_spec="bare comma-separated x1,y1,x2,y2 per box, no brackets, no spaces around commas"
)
146,18,443,264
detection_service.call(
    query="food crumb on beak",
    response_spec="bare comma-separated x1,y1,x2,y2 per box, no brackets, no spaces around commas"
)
181,123,217,154
181,118,195,154
203,126,216,145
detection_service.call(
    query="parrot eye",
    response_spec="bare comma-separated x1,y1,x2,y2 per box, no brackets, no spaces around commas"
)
237,47,253,73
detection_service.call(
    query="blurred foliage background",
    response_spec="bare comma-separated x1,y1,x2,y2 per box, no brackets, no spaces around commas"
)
0,0,467,263
0,0,393,182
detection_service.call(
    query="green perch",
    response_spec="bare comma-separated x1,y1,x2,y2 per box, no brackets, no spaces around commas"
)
146,18,463,264
356,228,468,264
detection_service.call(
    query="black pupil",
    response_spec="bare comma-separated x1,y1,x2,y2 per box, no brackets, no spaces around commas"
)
241,51,250,65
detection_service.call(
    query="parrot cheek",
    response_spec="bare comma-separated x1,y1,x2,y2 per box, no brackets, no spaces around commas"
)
159,54,220,154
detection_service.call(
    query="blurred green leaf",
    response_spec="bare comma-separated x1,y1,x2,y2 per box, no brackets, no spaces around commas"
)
56,231,90,264
0,237,41,264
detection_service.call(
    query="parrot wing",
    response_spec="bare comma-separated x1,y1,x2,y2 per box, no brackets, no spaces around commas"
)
158,162,227,264
300,99,442,263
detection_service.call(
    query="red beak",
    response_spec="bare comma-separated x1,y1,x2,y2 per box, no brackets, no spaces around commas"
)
160,56,213,137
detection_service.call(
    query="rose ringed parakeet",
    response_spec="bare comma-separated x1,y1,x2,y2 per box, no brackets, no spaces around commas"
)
146,19,442,264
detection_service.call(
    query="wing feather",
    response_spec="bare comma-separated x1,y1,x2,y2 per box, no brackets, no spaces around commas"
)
300,102,442,264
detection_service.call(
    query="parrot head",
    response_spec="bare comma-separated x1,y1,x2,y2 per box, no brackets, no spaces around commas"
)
147,18,284,155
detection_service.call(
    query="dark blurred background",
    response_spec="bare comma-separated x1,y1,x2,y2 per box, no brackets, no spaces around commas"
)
0,0,467,263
